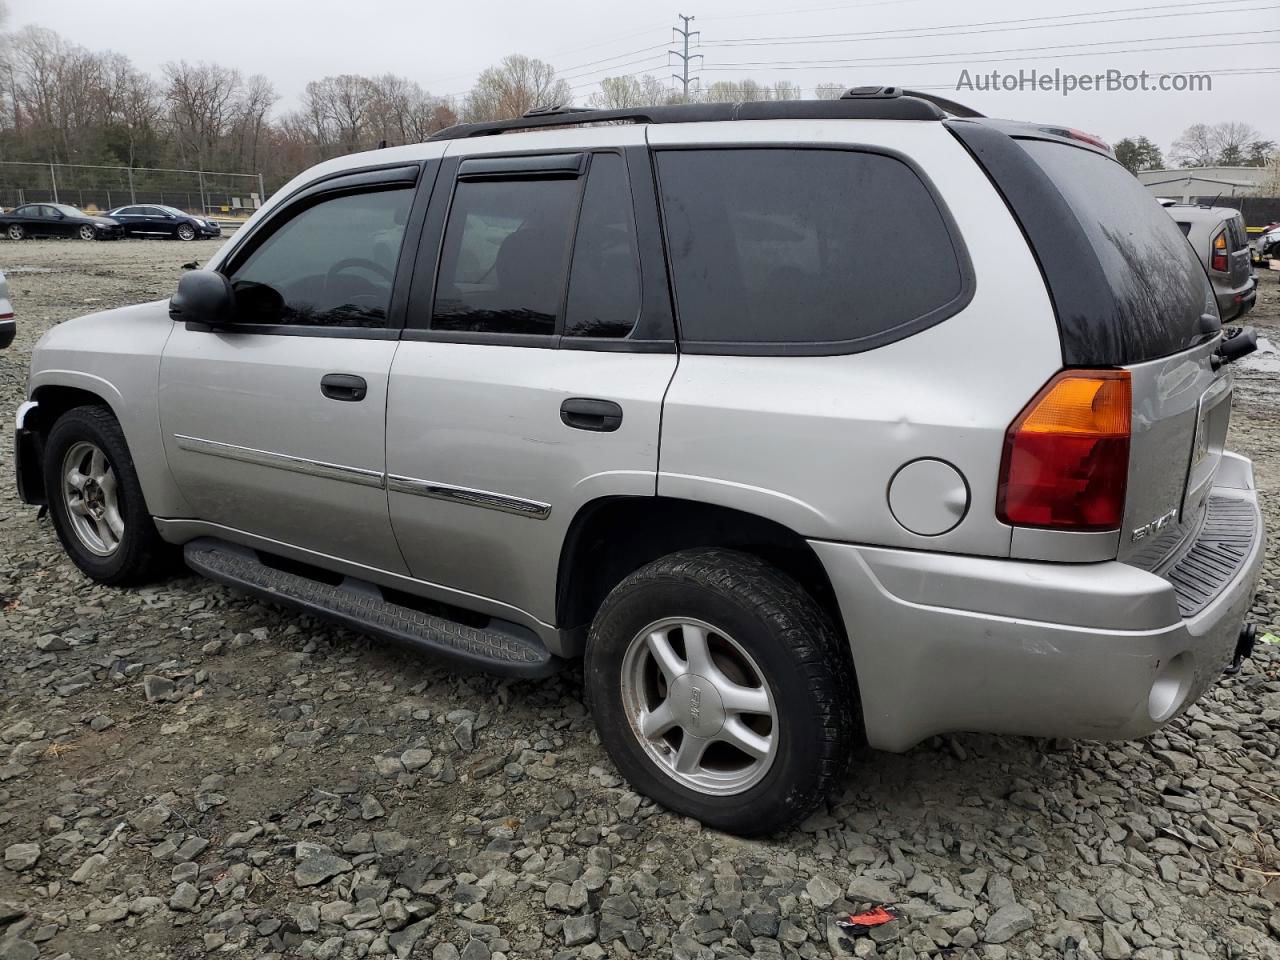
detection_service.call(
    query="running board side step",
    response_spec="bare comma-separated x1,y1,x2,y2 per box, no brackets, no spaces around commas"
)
183,538,561,678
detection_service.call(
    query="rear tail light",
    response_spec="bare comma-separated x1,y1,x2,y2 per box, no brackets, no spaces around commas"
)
997,370,1131,531
1212,231,1228,272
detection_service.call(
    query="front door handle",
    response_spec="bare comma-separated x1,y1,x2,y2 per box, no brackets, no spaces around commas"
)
321,373,367,402
560,397,623,432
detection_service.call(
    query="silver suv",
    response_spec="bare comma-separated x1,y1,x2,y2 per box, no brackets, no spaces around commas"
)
15,90,1265,835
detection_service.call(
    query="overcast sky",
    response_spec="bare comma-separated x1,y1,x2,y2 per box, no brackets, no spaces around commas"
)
10,0,1279,154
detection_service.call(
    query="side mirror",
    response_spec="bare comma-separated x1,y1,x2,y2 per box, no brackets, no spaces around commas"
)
169,270,235,328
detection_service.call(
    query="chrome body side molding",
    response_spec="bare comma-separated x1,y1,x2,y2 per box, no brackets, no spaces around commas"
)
387,475,552,520
173,434,551,519
173,434,385,488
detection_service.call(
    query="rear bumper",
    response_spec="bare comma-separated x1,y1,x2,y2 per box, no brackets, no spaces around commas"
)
1217,279,1256,321
811,452,1264,752
0,318,13,350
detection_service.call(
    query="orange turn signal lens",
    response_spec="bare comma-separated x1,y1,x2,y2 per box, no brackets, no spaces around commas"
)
997,370,1131,531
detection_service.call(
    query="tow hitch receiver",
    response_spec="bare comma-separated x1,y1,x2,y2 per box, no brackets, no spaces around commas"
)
1224,623,1257,676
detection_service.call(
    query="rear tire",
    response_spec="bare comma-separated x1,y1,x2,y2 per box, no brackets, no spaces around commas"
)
43,406,173,586
585,548,857,836
7,224,24,240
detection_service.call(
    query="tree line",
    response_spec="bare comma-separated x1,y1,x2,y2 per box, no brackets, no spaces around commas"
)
1,8,1274,189
0,14,838,190
1114,122,1275,174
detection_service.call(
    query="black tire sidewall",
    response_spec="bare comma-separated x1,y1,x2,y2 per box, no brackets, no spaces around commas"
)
43,407,156,584
586,563,848,836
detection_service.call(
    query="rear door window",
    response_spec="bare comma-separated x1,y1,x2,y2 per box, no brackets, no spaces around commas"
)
431,177,579,336
656,148,969,352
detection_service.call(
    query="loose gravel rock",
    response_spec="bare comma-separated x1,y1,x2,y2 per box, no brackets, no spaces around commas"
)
1,240,1279,959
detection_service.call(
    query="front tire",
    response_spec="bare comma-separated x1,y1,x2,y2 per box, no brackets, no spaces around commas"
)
78,224,96,241
43,406,172,585
585,549,857,836
7,224,24,240
176,224,196,241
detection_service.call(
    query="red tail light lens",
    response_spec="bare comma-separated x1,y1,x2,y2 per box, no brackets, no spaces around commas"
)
997,370,1131,531
1211,231,1228,272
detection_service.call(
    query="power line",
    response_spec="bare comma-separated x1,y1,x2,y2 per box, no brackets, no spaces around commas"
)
702,0,1270,47
700,37,1280,72
704,29,1280,68
671,14,703,102
699,0,932,21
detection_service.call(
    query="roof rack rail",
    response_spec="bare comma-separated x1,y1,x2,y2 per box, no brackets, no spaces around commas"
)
428,90,978,141
521,104,594,118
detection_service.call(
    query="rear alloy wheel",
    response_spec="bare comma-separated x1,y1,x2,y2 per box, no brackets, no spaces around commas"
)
78,224,96,241
176,224,196,241
586,548,857,836
620,616,778,795
7,224,24,240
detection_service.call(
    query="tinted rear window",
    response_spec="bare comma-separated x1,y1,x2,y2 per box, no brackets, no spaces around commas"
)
656,148,969,352
1018,140,1213,362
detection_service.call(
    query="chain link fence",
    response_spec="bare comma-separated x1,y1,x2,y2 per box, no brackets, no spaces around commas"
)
0,162,266,219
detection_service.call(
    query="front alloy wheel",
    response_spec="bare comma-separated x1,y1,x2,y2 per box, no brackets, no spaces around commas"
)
61,441,124,556
78,224,96,241
43,405,174,585
177,223,196,241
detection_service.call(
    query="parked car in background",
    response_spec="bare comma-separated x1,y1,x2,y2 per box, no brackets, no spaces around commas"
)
1254,224,1280,263
105,204,221,241
14,92,1265,835
0,269,13,349
1169,205,1256,320
0,203,123,241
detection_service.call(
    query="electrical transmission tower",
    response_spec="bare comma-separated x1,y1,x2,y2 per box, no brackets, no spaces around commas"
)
670,14,702,102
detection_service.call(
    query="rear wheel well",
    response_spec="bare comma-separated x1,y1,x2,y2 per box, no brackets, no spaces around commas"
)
19,386,114,504
556,497,847,656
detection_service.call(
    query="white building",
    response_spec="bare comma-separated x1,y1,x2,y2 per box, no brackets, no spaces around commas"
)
1136,166,1268,202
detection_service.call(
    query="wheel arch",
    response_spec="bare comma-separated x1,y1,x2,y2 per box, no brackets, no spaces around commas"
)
18,384,126,504
555,495,849,659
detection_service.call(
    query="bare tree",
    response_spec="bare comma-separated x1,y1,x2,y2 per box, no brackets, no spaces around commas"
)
814,83,846,100
464,54,570,122
163,61,243,169
588,75,680,110
1171,123,1217,167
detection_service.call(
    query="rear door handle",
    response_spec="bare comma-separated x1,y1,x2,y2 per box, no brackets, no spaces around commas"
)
321,373,367,402
560,397,623,432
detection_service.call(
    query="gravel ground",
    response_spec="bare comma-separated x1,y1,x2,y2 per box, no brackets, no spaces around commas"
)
1,240,1278,960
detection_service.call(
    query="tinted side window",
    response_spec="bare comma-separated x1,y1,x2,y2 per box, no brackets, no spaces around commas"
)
1017,140,1211,363
564,154,641,338
657,148,966,349
431,177,579,336
227,188,412,329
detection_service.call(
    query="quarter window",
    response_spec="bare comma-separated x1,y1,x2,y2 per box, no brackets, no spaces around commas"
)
226,188,412,328
657,148,966,349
